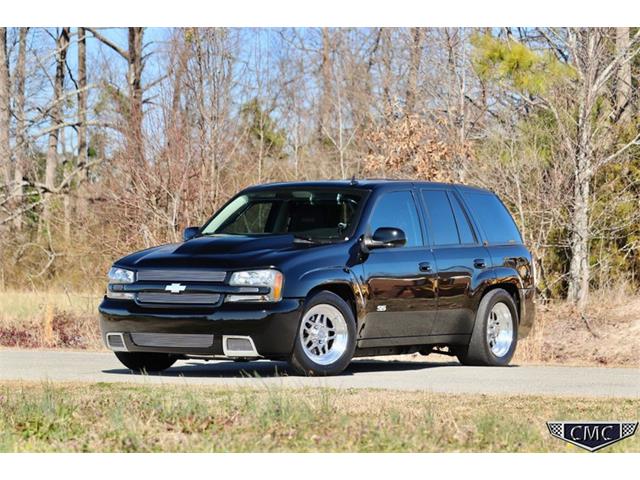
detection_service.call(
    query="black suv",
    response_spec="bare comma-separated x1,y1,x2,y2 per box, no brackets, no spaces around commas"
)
99,180,535,375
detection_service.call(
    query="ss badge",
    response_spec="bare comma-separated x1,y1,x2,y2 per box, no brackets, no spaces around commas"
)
547,421,638,452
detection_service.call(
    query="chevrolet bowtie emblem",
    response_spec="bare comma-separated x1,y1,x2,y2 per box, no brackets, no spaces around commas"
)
165,283,186,294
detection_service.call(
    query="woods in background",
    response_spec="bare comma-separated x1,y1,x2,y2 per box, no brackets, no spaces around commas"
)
0,27,638,311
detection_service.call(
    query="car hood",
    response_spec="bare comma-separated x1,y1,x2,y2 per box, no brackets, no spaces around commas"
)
116,234,316,270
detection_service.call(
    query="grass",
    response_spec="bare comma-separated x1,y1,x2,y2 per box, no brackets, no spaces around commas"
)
0,382,638,452
0,290,102,349
0,290,100,323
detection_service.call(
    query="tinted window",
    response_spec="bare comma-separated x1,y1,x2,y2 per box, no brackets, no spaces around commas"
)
449,192,477,244
421,190,459,245
462,192,522,244
222,202,272,234
201,189,365,241
369,191,422,247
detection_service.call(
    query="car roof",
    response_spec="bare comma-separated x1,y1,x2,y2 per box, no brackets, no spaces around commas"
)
242,179,492,194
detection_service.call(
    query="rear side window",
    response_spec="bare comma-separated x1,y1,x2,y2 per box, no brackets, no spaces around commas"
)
421,190,459,245
462,192,522,244
448,193,477,244
368,191,422,247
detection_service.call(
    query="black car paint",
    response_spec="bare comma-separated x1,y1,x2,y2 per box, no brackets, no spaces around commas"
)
99,180,535,358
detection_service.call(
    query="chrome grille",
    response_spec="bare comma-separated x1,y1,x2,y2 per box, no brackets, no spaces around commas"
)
130,333,214,348
137,292,221,304
136,269,226,282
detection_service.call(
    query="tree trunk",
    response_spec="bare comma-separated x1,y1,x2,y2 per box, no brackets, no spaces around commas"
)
615,27,632,122
42,27,70,230
567,30,597,311
380,28,394,118
567,141,591,310
13,28,28,231
318,27,333,140
0,28,11,194
405,28,423,116
128,27,144,164
76,27,88,216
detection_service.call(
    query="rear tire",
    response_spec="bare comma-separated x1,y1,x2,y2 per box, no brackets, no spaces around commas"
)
456,288,518,366
115,352,177,373
290,291,356,376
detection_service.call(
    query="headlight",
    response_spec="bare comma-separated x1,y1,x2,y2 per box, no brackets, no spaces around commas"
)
108,267,135,284
106,267,135,300
227,269,283,302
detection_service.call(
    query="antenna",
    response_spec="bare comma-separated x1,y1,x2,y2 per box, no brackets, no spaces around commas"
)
350,174,358,185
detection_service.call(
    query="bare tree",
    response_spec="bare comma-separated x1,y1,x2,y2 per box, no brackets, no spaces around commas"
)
12,28,28,231
42,28,70,228
405,28,424,115
615,27,632,122
318,28,334,141
563,28,640,309
87,27,146,162
75,27,88,215
0,28,10,197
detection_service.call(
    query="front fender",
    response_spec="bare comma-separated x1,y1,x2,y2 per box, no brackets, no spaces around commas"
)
294,266,365,309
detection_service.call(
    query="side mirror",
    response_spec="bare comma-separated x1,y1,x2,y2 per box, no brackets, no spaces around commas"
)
363,227,407,250
183,226,200,241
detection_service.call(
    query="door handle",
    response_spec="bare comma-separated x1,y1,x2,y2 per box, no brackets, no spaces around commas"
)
419,262,432,272
474,258,486,269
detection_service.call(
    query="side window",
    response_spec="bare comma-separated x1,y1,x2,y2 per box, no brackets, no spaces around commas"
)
421,190,459,246
448,192,477,244
462,192,522,244
368,191,422,247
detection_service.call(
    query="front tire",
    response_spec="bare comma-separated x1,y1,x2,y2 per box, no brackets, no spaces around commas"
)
290,291,356,376
457,288,518,366
115,352,177,373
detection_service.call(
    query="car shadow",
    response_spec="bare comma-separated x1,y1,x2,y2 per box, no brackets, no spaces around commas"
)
101,358,461,378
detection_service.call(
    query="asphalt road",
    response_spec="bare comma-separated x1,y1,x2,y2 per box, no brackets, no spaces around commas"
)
0,349,638,398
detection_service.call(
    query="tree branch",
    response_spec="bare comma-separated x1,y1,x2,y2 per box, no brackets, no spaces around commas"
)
86,28,128,59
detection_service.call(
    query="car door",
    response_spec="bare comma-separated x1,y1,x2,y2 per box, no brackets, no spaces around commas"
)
359,189,438,343
419,188,490,336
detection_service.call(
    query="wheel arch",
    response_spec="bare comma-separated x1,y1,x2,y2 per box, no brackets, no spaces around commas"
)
306,282,359,325
479,281,521,323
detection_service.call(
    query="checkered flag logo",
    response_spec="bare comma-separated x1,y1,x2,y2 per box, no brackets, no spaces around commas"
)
622,422,637,438
547,422,563,438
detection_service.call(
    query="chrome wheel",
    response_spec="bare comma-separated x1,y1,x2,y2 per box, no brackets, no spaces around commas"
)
299,304,349,366
486,302,514,358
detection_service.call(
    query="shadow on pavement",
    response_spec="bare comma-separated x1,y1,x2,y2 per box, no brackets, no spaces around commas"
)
101,358,461,378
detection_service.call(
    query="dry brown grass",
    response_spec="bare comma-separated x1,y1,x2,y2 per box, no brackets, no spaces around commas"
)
514,288,640,367
0,290,102,349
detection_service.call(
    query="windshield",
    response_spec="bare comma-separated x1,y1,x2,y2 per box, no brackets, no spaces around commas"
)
200,188,367,241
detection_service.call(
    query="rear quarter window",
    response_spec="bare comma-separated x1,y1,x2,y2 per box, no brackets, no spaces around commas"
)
462,192,522,245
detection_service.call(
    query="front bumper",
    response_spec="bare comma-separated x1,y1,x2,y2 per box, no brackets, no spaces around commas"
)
99,297,304,358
